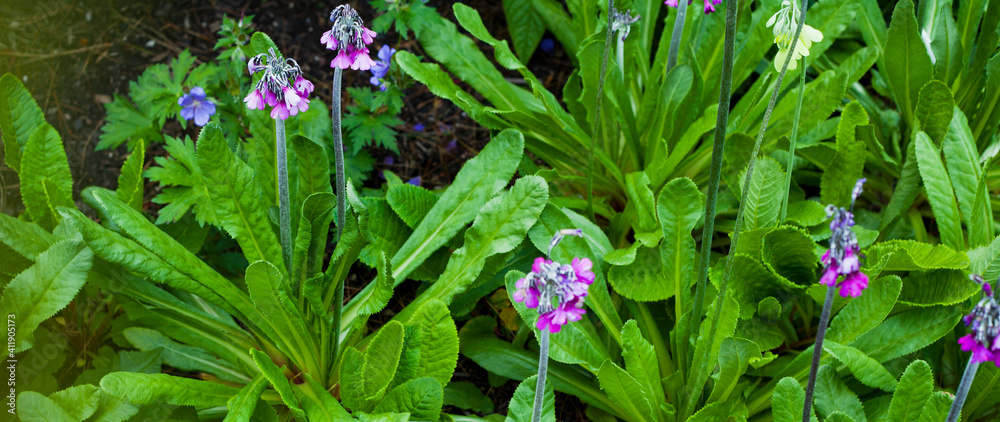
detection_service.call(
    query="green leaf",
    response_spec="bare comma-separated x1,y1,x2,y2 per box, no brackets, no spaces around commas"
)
374,377,443,420
942,109,991,244
852,306,961,362
0,212,56,259
250,348,307,421
709,338,762,403
785,200,829,228
357,251,395,316
898,269,979,307
0,73,46,171
823,341,897,392
863,240,969,278
197,123,283,268
386,183,439,229
292,193,336,284
820,101,869,208
16,391,77,422
405,298,459,387
123,327,249,383
117,139,146,211
290,135,332,206
887,360,933,422
598,360,655,422
506,375,555,422
739,156,785,231
913,133,964,249
625,172,661,246
443,382,493,414
710,254,797,319
762,226,819,285
223,375,268,422
916,392,953,422
246,261,318,375
20,124,74,230
814,365,866,422
503,0,545,61
293,373,353,422
638,177,703,302
100,372,239,407
772,377,807,422
0,237,92,352
620,320,664,412
342,321,405,409
880,140,922,229
883,0,934,127
969,235,1000,284
963,363,1000,419
969,165,993,249
914,81,955,144
391,129,523,282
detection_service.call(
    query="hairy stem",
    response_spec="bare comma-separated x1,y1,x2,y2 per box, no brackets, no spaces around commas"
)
779,60,807,223
803,285,835,422
665,0,690,71
331,67,346,368
589,0,616,221
946,357,980,422
533,330,550,422
275,118,292,277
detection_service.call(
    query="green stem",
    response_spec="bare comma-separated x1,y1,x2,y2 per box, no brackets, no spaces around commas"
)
532,330,550,422
331,67,346,371
275,118,292,278
946,357,980,422
779,60,807,223
589,0,616,221
665,0,690,72
802,285,835,422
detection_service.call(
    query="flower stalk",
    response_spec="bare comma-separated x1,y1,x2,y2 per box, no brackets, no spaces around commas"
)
779,61,807,223
802,284,835,421
275,118,292,275
664,0,689,71
946,357,980,422
532,331,550,422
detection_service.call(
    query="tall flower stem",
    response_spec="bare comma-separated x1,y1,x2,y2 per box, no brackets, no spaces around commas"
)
330,67,347,366
802,285,835,421
275,118,292,276
946,357,980,422
588,0,616,221
665,0,690,71
779,61,807,223
532,330,550,422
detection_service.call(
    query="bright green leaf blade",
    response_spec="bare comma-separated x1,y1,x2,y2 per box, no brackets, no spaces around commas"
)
887,360,933,422
223,374,268,422
250,348,307,421
100,372,239,407
914,80,955,143
739,156,785,231
852,307,961,362
373,377,443,421
597,360,655,422
117,139,146,211
814,365,866,422
20,124,74,230
406,298,459,387
0,73,46,171
914,131,964,250
124,327,249,383
883,0,934,127
823,341,897,392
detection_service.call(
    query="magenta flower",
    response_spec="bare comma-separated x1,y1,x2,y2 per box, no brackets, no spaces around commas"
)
324,5,377,70
961,275,1000,366
511,230,592,333
178,87,216,127
819,178,868,297
665,0,723,14
244,48,311,121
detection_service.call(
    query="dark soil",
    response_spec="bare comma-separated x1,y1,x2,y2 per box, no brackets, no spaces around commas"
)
1,0,584,419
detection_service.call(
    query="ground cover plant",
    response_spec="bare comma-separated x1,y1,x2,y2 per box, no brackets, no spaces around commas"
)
2,0,1000,421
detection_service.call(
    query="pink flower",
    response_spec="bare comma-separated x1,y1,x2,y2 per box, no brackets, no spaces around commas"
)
571,257,594,284
331,50,353,69
320,30,338,50
513,277,541,309
960,334,995,364
288,96,310,117
362,27,377,44
270,102,290,120
265,90,278,107
294,76,314,97
837,272,868,298
244,89,265,110
536,298,586,333
702,0,722,13
350,49,376,71
532,257,548,274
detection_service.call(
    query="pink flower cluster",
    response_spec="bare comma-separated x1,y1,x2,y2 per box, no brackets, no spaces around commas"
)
665,0,723,14
820,178,868,297
322,5,377,70
243,49,314,120
960,275,1000,365
512,257,595,333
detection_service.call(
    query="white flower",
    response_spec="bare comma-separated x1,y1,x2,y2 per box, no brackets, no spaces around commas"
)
766,1,823,71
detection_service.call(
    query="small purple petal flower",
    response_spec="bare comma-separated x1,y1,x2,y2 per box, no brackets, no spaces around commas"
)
511,233,592,333
407,176,422,186
446,139,458,152
665,0,723,14
325,5,377,70
961,274,1000,366
960,334,995,364
819,178,868,297
178,87,216,127
414,123,425,132
540,38,555,53
245,48,310,120
384,156,395,165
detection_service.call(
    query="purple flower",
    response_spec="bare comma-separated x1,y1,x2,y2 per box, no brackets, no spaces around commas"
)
324,5,377,70
665,0,723,14
446,139,458,152
178,87,216,127
961,275,1000,366
244,48,311,121
384,156,395,166
414,123,425,132
819,178,868,297
540,38,555,54
369,45,396,91
407,176,421,186
510,231,591,333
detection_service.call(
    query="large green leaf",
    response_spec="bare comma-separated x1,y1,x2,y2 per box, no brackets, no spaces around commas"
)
772,377,808,422
625,172,661,246
621,320,665,413
223,375,268,422
0,212,55,259
197,123,282,268
292,193,336,284
506,375,555,422
814,365,866,422
887,360,933,422
851,306,961,362
293,373,353,422
20,124,74,231
739,156,785,231
898,269,979,306
916,392,953,422
116,139,146,211
0,73,46,170
883,0,934,127
342,321,405,409
710,254,798,319
251,348,307,421
16,391,78,422
124,327,249,383
503,0,545,61
709,337,762,403
373,377,444,421
406,298,459,387
822,341,897,392
914,131,964,250
0,237,92,352
914,81,955,143
942,108,989,240
100,372,239,407
246,261,318,375
386,183,438,229
598,360,655,422
820,101,869,208
762,227,819,285
863,240,969,278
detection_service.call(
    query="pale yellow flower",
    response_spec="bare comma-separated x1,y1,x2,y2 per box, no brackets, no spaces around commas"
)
766,1,823,71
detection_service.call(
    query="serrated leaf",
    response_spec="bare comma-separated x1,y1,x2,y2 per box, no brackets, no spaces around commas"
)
914,131,964,250
290,135,331,205
0,73,46,171
898,269,979,307
887,360,933,422
814,365,866,422
100,372,239,407
762,226,819,285
598,360,655,422
351,321,405,403
621,320,664,412
914,81,955,143
820,101,869,208
250,348,307,421
884,0,934,127
505,375,555,422
20,124,73,230
224,375,268,422
863,240,969,278
852,306,961,362
246,261,318,377
406,299,459,387
358,251,394,316
124,327,248,383
916,391,953,422
0,212,56,259
772,378,810,422
292,193,336,285
1,237,92,352
942,109,991,244
823,341,897,392
293,373,353,422
386,183,439,228
739,156,785,231
710,254,798,319
117,139,146,211
16,391,77,422
503,0,545,61
709,337,761,403
374,377,443,420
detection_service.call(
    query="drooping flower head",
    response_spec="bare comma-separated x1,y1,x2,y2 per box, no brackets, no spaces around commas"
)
322,4,377,70
665,0,723,14
369,45,396,90
511,229,594,333
766,0,823,71
820,178,868,297
178,86,216,127
244,48,312,120
609,2,641,41
961,274,1000,365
